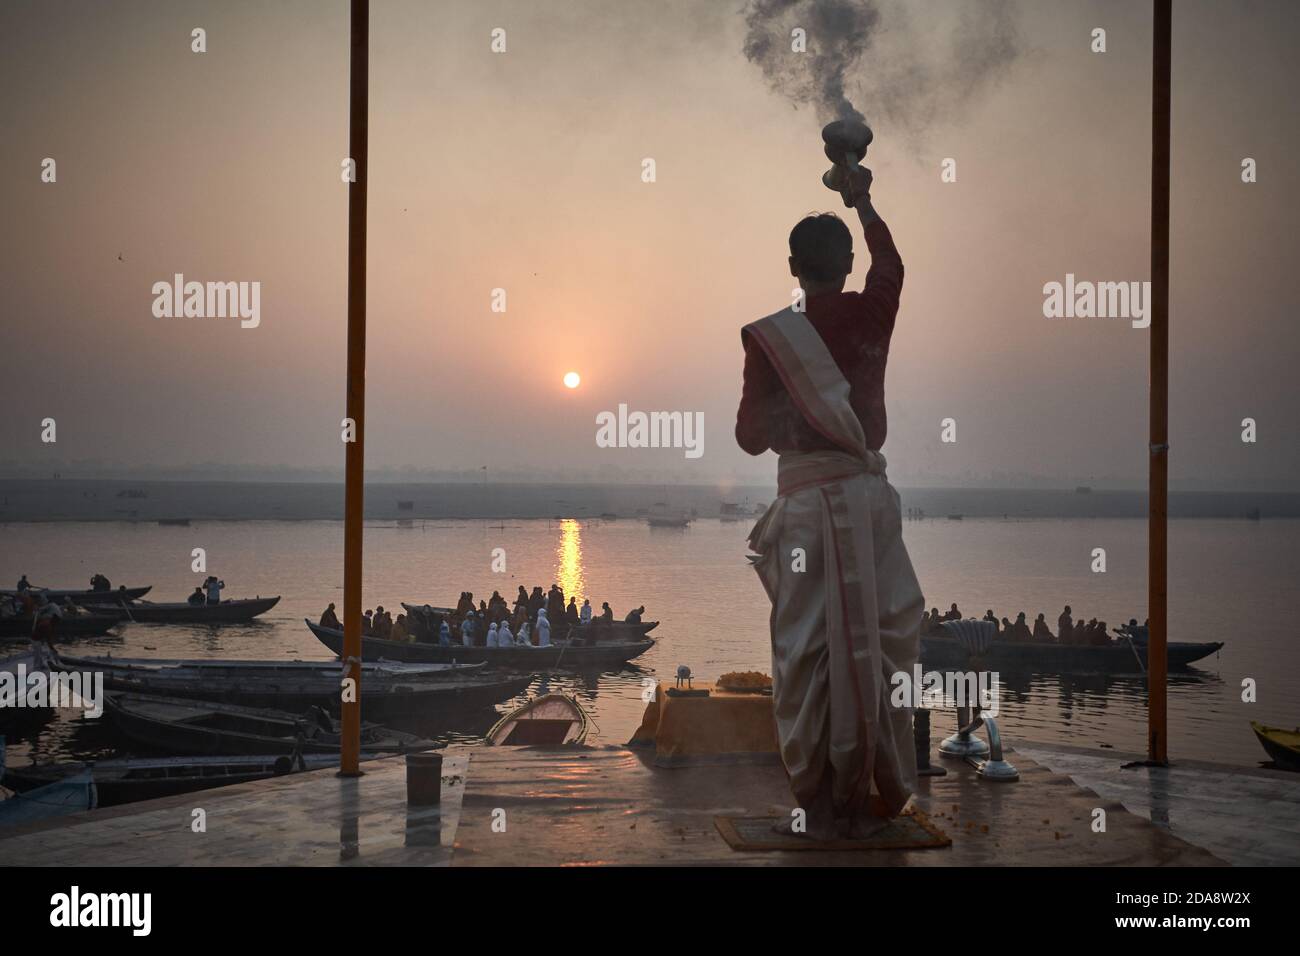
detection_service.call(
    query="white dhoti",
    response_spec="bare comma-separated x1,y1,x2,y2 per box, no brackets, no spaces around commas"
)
744,307,923,818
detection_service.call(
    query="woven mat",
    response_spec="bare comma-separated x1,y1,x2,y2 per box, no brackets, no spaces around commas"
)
714,808,951,852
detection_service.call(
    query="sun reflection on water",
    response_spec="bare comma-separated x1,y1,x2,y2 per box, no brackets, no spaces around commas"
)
556,518,585,604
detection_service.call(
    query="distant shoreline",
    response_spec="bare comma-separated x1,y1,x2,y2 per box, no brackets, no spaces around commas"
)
1,478,1295,523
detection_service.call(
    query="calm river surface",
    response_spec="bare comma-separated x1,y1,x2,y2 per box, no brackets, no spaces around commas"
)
2,516,1295,767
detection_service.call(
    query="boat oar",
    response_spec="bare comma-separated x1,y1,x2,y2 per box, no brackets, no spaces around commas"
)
1115,628,1146,674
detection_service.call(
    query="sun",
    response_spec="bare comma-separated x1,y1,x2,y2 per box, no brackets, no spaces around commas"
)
563,372,581,389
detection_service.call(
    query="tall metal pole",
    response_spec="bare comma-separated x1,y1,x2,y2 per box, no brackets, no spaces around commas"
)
341,0,369,777
1148,0,1171,765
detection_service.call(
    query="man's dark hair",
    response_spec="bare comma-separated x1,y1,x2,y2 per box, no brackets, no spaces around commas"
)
788,213,853,282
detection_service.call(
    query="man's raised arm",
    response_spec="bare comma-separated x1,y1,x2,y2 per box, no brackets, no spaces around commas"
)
847,167,904,322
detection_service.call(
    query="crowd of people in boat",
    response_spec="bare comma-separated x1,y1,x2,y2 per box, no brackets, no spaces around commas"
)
318,584,647,648
922,603,1150,646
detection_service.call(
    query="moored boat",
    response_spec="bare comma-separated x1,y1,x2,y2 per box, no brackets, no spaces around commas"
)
307,619,655,670
1,753,387,806
84,595,281,624
0,736,97,827
0,585,151,603
487,694,589,746
104,692,435,755
920,633,1223,673
0,612,119,640
1251,721,1300,772
51,649,523,719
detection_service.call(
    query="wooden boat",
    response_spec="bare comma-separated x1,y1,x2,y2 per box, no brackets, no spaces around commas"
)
0,612,119,640
0,585,151,603
0,735,98,827
84,595,281,624
1251,721,1300,772
646,514,690,528
104,692,435,755
1,752,387,806
487,694,589,746
308,619,655,669
0,647,52,725
919,633,1223,673
401,603,658,643
52,650,522,719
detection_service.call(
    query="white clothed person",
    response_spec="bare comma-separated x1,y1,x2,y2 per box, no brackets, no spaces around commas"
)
486,622,499,648
536,609,551,646
517,622,531,646
498,623,514,646
580,600,592,625
460,617,474,646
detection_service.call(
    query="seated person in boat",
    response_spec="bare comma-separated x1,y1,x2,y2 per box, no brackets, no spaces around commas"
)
1032,612,1053,641
983,609,999,634
375,608,393,639
945,603,961,621
1010,612,1032,642
390,613,410,643
189,587,207,607
598,601,614,625
16,574,31,592
1091,620,1111,646
90,573,111,592
1000,616,1012,637
498,621,515,646
361,609,374,635
624,605,645,624
517,620,532,645
319,602,341,628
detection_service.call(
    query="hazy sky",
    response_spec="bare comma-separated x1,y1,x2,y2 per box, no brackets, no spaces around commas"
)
3,0,1297,490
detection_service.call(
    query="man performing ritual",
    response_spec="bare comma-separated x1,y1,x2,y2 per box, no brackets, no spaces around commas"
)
736,162,923,842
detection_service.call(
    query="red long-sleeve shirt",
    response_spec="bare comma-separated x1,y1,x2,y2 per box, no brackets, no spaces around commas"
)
735,218,903,455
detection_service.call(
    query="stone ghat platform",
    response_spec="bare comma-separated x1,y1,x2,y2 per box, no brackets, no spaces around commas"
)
4,742,1290,866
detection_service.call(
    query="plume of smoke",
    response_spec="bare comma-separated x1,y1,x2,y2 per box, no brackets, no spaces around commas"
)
742,0,1021,140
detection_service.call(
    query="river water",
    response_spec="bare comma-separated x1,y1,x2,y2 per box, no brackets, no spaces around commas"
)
2,516,1295,768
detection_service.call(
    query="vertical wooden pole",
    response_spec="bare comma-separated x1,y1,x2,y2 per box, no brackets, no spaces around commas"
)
340,0,369,777
1148,0,1171,766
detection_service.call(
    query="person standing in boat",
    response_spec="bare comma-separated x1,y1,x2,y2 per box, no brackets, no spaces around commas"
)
579,599,592,626
1032,613,1052,641
204,575,225,605
16,575,31,592
1057,606,1073,643
547,585,565,624
486,621,499,648
498,620,514,647
735,163,921,841
536,607,552,646
439,618,451,646
565,597,580,626
460,614,475,646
